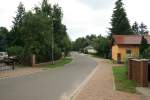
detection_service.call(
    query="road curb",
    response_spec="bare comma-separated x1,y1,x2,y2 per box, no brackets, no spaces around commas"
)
69,62,98,100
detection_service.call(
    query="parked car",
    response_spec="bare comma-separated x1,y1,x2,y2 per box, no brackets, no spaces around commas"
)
0,52,8,61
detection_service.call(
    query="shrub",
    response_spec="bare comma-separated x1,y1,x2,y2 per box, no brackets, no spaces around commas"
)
7,46,24,63
144,47,150,59
7,46,23,56
54,46,62,60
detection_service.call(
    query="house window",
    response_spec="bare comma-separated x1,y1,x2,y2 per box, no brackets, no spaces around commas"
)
126,49,131,54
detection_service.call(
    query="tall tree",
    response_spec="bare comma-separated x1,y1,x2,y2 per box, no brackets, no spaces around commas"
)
2,0,71,64
139,23,149,35
12,2,25,28
52,4,71,55
10,2,25,46
53,4,63,45
109,0,132,37
21,11,53,61
140,36,149,57
132,21,139,34
131,22,149,35
0,27,8,51
41,0,52,16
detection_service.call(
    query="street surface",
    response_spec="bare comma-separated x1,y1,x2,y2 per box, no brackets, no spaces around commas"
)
0,52,96,100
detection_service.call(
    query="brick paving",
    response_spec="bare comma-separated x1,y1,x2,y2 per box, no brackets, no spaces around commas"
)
74,58,147,100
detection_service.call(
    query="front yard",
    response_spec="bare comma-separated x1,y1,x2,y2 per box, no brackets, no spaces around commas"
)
112,66,137,93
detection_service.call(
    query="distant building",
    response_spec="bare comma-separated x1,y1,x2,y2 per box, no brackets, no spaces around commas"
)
112,35,150,63
84,45,97,54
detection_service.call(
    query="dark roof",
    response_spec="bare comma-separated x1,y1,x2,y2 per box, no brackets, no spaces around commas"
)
113,35,150,45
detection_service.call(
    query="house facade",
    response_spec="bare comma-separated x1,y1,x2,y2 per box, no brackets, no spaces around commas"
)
84,45,97,54
112,35,150,63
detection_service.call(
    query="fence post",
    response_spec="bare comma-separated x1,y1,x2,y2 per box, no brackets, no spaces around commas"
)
140,59,148,87
31,54,36,67
128,58,132,80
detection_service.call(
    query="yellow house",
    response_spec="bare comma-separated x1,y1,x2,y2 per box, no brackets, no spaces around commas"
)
112,35,150,63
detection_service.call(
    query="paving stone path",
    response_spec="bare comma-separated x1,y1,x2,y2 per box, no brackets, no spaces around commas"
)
74,58,148,100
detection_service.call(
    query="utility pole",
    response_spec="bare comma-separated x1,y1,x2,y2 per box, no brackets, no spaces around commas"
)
51,16,54,64
51,27,54,64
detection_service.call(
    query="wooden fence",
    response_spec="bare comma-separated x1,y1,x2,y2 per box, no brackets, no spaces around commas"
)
128,59,149,87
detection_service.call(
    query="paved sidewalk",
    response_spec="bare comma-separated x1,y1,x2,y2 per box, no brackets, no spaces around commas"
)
74,58,147,100
0,67,43,79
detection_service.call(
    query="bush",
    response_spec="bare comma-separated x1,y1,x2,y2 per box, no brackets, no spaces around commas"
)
54,46,62,60
144,47,150,59
7,46,23,56
93,37,110,58
7,46,24,63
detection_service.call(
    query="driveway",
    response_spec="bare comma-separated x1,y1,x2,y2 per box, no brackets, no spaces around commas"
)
0,52,96,100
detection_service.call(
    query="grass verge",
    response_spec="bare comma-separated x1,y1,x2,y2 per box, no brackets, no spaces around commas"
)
47,57,72,68
89,53,102,58
112,66,137,93
107,59,114,64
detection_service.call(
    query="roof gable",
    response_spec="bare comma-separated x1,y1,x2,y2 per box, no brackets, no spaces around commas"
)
113,35,150,45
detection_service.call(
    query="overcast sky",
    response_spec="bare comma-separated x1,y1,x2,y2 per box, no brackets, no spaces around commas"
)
0,0,150,41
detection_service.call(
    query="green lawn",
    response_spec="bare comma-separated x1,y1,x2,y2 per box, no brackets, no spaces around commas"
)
112,66,137,93
47,57,72,68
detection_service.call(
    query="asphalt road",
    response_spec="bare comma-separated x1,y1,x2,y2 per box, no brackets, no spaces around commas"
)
0,52,97,100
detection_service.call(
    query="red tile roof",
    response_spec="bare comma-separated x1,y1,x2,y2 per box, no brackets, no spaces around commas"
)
113,35,150,45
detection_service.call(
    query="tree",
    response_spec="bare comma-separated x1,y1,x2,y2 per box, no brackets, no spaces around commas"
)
131,22,149,35
0,27,8,51
1,0,71,64
145,47,150,59
72,37,88,52
12,2,25,28
93,36,110,58
10,2,25,46
41,0,52,16
52,4,63,46
21,11,53,62
61,35,71,56
52,4,71,55
85,34,97,44
139,23,149,35
132,21,139,34
140,36,149,57
109,0,132,37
